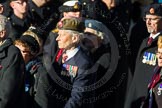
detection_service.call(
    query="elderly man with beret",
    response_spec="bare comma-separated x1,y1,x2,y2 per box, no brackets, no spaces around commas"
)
35,17,95,108
43,0,82,69
124,3,162,108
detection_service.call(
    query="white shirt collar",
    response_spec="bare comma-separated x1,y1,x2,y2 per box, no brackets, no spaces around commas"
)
65,47,80,61
150,32,160,39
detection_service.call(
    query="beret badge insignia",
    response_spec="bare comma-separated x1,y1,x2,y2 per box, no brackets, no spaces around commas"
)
149,8,155,14
74,2,79,9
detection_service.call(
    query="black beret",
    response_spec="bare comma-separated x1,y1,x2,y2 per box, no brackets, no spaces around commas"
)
59,0,81,13
20,35,40,55
57,18,85,32
144,3,162,16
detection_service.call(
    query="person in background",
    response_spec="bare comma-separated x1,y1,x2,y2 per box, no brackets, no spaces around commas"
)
125,3,162,108
82,18,131,108
141,35,162,108
23,27,44,58
8,0,30,40
27,0,61,41
58,0,82,18
0,0,11,16
0,14,25,108
82,19,110,63
14,34,46,108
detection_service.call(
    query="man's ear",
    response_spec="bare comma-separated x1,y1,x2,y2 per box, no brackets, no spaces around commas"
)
0,30,6,36
0,5,4,14
10,2,15,9
72,34,79,43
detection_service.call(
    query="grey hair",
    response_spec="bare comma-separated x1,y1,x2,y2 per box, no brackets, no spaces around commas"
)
0,14,10,36
65,30,84,44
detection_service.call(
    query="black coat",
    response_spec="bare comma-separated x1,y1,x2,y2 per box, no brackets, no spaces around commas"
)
27,0,61,40
142,66,162,108
8,14,31,41
0,38,25,108
124,34,160,108
35,48,95,108
24,58,46,108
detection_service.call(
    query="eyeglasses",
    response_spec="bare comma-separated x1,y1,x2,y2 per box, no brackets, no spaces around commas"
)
13,0,27,5
143,17,162,22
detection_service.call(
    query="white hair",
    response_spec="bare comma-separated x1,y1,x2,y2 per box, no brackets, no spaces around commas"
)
0,14,7,32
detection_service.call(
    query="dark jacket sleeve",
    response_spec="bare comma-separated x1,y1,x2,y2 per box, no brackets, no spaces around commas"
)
0,46,24,108
65,68,95,108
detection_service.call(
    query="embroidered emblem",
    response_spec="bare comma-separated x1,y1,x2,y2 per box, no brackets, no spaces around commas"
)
88,23,92,28
157,84,162,95
142,52,156,66
149,8,155,14
62,64,78,77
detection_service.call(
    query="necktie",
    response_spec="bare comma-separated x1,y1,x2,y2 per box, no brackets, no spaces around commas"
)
55,49,63,62
62,53,68,63
147,37,153,46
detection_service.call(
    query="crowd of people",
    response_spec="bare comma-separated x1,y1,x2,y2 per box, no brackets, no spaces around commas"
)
0,0,162,108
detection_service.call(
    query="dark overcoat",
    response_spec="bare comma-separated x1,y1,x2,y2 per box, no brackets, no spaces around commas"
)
0,38,25,108
35,48,95,108
124,34,160,108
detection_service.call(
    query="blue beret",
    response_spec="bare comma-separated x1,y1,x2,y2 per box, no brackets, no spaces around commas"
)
84,19,110,44
85,19,104,33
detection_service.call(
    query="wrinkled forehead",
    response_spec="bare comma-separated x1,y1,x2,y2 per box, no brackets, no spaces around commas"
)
146,14,161,18
11,0,28,2
58,29,71,34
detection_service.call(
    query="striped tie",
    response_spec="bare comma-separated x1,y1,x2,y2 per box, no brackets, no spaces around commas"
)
147,37,153,46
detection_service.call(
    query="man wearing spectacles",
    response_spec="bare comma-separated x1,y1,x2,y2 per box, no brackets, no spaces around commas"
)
125,3,162,108
143,17,162,22
8,0,31,41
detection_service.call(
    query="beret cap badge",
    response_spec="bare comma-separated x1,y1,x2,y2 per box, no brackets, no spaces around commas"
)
58,21,63,28
74,2,79,9
88,23,92,28
149,8,155,14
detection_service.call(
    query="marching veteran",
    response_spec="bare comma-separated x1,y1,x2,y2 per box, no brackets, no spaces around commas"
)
36,17,95,108
125,3,162,108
